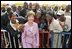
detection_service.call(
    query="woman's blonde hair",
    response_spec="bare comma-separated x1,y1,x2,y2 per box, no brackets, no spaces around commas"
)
27,10,35,17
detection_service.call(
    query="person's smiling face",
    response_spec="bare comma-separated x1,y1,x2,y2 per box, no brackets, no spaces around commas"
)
28,15,34,23
10,14,17,24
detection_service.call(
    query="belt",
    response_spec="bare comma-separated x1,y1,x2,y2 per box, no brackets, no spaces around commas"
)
63,29,71,32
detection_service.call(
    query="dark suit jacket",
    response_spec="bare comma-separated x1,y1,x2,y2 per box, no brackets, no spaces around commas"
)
7,23,19,37
7,23,20,48
1,13,9,30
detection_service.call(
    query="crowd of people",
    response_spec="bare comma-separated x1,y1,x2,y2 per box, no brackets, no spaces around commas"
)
1,2,71,48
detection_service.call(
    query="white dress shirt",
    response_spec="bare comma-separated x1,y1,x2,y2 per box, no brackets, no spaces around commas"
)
10,20,17,31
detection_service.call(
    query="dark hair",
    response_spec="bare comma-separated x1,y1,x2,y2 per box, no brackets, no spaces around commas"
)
7,4,9,6
8,12,13,18
54,6,58,11
35,3,40,10
7,8,11,13
61,9,65,11
46,11,54,17
12,6,16,12
23,2,28,9
1,7,5,12
65,5,71,12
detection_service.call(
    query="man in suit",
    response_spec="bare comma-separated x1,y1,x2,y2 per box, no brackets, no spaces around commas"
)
7,12,20,48
1,7,11,30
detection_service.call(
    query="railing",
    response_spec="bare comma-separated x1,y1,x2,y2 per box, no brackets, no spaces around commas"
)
1,29,71,48
1,29,22,48
1,30,9,48
50,32,71,48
